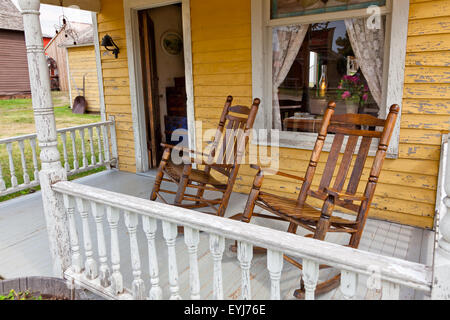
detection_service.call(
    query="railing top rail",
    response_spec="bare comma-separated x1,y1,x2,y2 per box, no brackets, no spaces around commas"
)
0,133,38,144
0,120,114,144
56,120,114,133
52,180,432,292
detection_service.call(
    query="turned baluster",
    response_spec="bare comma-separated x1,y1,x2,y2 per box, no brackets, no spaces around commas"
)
29,138,39,182
209,234,225,300
184,227,201,300
91,201,111,288
124,211,145,300
96,126,104,165
302,259,319,300
63,194,82,274
142,216,163,300
60,132,70,172
340,270,358,300
238,241,253,300
79,129,88,169
18,140,30,184
88,127,96,167
70,130,79,171
0,159,6,191
102,125,111,169
162,221,181,300
6,142,18,187
267,250,283,300
106,206,123,295
75,197,98,280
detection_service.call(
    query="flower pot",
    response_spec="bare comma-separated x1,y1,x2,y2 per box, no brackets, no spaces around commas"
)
0,277,85,300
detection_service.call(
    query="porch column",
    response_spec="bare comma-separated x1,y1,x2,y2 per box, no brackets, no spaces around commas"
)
19,0,71,277
432,136,450,299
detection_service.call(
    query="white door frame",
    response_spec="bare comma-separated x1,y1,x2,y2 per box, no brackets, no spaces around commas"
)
123,0,195,172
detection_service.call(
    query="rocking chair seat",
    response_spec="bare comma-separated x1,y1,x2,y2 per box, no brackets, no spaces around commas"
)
257,192,358,230
164,160,228,191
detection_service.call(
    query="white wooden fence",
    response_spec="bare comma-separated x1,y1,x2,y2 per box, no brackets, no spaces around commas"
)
52,181,433,300
0,118,118,197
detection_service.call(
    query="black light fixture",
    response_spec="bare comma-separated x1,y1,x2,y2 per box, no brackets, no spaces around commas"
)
101,34,120,59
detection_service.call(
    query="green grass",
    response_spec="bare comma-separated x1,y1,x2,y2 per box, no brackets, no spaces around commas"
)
0,92,104,203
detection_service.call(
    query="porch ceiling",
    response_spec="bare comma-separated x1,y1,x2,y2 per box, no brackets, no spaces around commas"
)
40,0,100,12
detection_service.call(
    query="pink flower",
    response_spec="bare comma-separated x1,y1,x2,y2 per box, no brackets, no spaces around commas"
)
342,91,351,99
362,93,369,101
338,84,343,89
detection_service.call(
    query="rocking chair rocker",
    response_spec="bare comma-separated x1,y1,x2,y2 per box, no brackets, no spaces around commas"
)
150,96,260,217
236,101,399,299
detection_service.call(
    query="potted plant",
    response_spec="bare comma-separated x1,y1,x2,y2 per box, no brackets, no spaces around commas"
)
336,73,369,114
0,277,85,300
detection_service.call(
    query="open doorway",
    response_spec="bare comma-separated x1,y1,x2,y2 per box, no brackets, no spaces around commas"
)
138,4,187,169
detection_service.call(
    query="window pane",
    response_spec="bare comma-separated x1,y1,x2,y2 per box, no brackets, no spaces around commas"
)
272,19,385,133
271,0,386,19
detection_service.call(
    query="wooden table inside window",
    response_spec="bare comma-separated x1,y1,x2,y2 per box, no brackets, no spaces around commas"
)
283,117,323,133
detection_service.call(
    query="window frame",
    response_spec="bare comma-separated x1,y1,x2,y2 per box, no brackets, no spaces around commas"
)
251,0,410,158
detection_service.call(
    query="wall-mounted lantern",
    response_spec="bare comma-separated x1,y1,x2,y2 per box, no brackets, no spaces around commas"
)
101,34,120,59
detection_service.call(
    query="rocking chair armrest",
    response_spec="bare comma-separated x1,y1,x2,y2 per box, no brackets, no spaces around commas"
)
324,187,367,202
250,164,305,182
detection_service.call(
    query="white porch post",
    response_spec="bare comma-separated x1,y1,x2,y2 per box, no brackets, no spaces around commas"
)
432,137,450,299
19,0,71,277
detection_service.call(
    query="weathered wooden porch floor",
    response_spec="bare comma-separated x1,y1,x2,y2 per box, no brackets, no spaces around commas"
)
0,170,435,300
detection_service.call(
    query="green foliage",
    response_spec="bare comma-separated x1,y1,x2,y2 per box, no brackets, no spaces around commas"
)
0,289,42,300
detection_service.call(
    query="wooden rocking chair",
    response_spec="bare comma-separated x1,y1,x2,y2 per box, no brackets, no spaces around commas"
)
236,101,399,299
150,96,260,217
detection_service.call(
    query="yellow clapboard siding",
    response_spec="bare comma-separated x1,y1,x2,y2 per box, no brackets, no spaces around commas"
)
67,45,100,113
403,83,450,99
97,0,135,172
409,0,450,20
404,66,450,83
401,114,450,130
192,37,252,53
399,128,444,145
191,23,251,42
407,33,450,52
193,61,252,75
408,16,450,36
194,74,252,86
194,85,252,98
398,143,441,160
402,98,450,115
405,51,450,67
193,49,252,64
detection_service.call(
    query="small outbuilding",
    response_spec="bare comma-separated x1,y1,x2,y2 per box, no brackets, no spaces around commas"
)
0,0,31,99
61,25,101,114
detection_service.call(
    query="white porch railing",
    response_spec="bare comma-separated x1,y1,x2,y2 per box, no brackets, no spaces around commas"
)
52,181,433,300
0,118,118,197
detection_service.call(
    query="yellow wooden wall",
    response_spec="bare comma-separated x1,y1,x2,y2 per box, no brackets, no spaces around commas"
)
97,0,136,173
93,0,449,228
67,45,100,113
190,0,450,229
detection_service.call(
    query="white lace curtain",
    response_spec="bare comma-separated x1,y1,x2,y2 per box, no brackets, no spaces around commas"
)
272,25,309,130
345,17,385,108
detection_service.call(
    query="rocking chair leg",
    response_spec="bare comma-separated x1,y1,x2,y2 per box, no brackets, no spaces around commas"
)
150,148,171,201
174,164,192,205
230,171,266,254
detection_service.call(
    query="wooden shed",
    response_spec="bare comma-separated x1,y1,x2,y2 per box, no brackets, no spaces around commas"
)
44,21,93,92
61,25,101,114
0,0,31,98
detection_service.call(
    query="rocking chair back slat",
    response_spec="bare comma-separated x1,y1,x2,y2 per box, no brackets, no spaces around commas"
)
346,136,373,196
317,133,345,193
332,135,359,192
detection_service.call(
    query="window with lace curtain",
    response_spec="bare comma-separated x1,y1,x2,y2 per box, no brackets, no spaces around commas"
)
252,0,409,157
